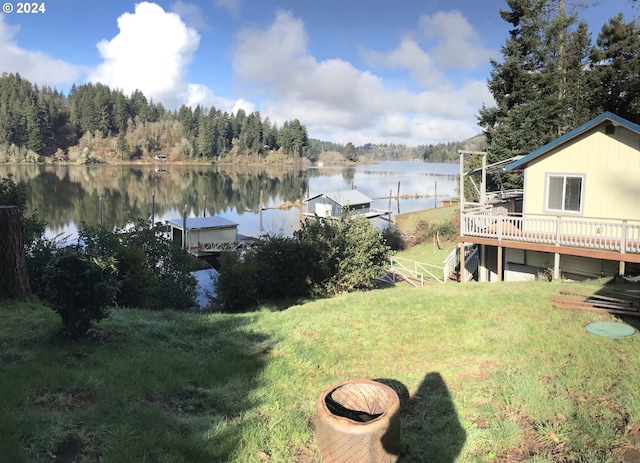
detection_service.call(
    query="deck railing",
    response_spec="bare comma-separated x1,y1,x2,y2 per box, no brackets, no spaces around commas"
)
461,211,640,254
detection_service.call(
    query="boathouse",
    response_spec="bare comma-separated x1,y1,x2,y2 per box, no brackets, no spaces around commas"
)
305,190,374,218
168,216,238,252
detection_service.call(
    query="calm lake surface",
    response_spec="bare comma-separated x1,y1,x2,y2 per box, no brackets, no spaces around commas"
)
0,161,458,240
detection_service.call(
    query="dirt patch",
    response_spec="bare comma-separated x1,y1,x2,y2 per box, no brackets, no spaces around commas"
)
151,387,210,416
52,435,84,463
1,352,22,364
492,413,567,462
30,388,96,412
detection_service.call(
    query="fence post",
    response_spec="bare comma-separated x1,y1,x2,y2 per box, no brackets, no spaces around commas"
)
555,216,561,246
621,220,628,254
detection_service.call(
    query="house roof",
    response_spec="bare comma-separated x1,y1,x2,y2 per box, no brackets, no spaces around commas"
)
167,216,238,230
505,112,640,172
306,190,372,206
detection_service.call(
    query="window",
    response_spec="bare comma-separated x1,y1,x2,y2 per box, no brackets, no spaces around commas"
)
546,174,583,213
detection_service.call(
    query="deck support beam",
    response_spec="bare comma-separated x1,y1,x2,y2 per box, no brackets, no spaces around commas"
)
458,242,464,283
554,252,560,280
497,245,503,282
479,244,486,282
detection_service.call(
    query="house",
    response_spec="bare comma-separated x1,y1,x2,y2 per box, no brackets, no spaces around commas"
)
167,216,239,252
459,112,640,282
305,190,375,218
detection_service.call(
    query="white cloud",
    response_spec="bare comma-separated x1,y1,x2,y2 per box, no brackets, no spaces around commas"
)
419,10,495,69
87,2,200,108
171,0,209,31
233,10,492,145
0,16,83,87
214,0,242,16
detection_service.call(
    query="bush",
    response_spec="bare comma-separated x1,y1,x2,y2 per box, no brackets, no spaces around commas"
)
42,246,119,339
213,251,260,312
294,214,391,295
214,235,318,312
410,219,457,246
80,220,198,310
382,225,407,251
214,215,391,311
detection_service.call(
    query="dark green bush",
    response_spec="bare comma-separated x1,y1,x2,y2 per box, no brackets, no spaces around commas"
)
295,214,391,295
382,225,407,251
213,251,260,312
42,246,119,339
80,220,197,310
214,215,391,311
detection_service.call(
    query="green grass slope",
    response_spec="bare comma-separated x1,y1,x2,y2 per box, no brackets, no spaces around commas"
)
2,279,640,462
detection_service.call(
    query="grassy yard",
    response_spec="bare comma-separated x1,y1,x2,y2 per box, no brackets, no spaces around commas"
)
394,205,459,268
2,279,640,462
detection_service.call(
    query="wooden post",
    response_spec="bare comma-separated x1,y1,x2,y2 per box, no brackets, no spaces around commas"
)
481,152,487,205
497,245,503,282
182,205,188,250
0,206,31,300
388,189,392,211
554,252,560,280
458,242,464,283
434,181,438,208
397,181,400,199
259,189,264,232
151,192,155,226
479,244,486,282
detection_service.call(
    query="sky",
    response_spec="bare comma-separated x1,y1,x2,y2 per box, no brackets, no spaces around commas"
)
0,0,637,146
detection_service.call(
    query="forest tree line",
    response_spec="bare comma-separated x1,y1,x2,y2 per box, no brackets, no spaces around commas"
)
1,1,638,168
0,72,473,164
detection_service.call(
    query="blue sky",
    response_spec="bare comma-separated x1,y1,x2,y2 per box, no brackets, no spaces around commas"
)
1,0,637,145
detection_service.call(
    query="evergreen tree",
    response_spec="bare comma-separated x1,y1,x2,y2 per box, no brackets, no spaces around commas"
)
589,14,640,123
477,0,591,190
343,142,358,161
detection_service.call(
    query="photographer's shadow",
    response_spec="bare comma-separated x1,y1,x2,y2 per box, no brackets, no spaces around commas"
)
377,372,466,463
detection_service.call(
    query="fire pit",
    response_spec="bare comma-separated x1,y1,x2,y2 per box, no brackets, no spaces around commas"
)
316,379,400,463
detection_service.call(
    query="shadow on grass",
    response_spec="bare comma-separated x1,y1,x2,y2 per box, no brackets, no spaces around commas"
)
0,307,270,463
376,373,466,463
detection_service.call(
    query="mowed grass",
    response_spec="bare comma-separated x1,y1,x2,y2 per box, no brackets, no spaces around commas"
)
2,279,640,462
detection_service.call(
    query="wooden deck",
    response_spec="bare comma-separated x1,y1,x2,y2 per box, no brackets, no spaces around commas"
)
460,211,640,263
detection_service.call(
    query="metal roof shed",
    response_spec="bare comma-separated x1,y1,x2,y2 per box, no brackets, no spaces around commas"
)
305,190,373,218
167,216,238,250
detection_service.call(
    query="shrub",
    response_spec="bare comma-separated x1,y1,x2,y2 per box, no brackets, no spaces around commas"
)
382,225,407,251
213,251,260,312
214,235,318,312
42,245,119,339
80,220,197,310
214,215,391,311
295,214,391,295
410,218,457,246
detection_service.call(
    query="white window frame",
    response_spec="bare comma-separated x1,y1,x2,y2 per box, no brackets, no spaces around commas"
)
544,173,585,215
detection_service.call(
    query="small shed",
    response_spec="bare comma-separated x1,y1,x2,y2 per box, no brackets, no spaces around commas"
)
306,190,373,218
168,216,238,250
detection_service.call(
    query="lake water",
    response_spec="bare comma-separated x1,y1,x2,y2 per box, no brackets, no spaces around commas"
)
0,160,458,240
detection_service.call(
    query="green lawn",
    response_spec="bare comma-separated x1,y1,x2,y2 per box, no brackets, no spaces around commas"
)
2,279,640,462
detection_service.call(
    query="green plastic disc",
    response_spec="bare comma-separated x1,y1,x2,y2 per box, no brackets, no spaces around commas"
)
585,321,637,339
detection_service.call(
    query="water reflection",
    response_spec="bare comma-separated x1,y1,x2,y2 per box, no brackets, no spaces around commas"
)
0,161,457,240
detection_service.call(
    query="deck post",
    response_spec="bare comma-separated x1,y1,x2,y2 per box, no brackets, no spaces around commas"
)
497,245,503,282
479,244,486,282
553,252,560,280
458,242,464,283
182,205,187,250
